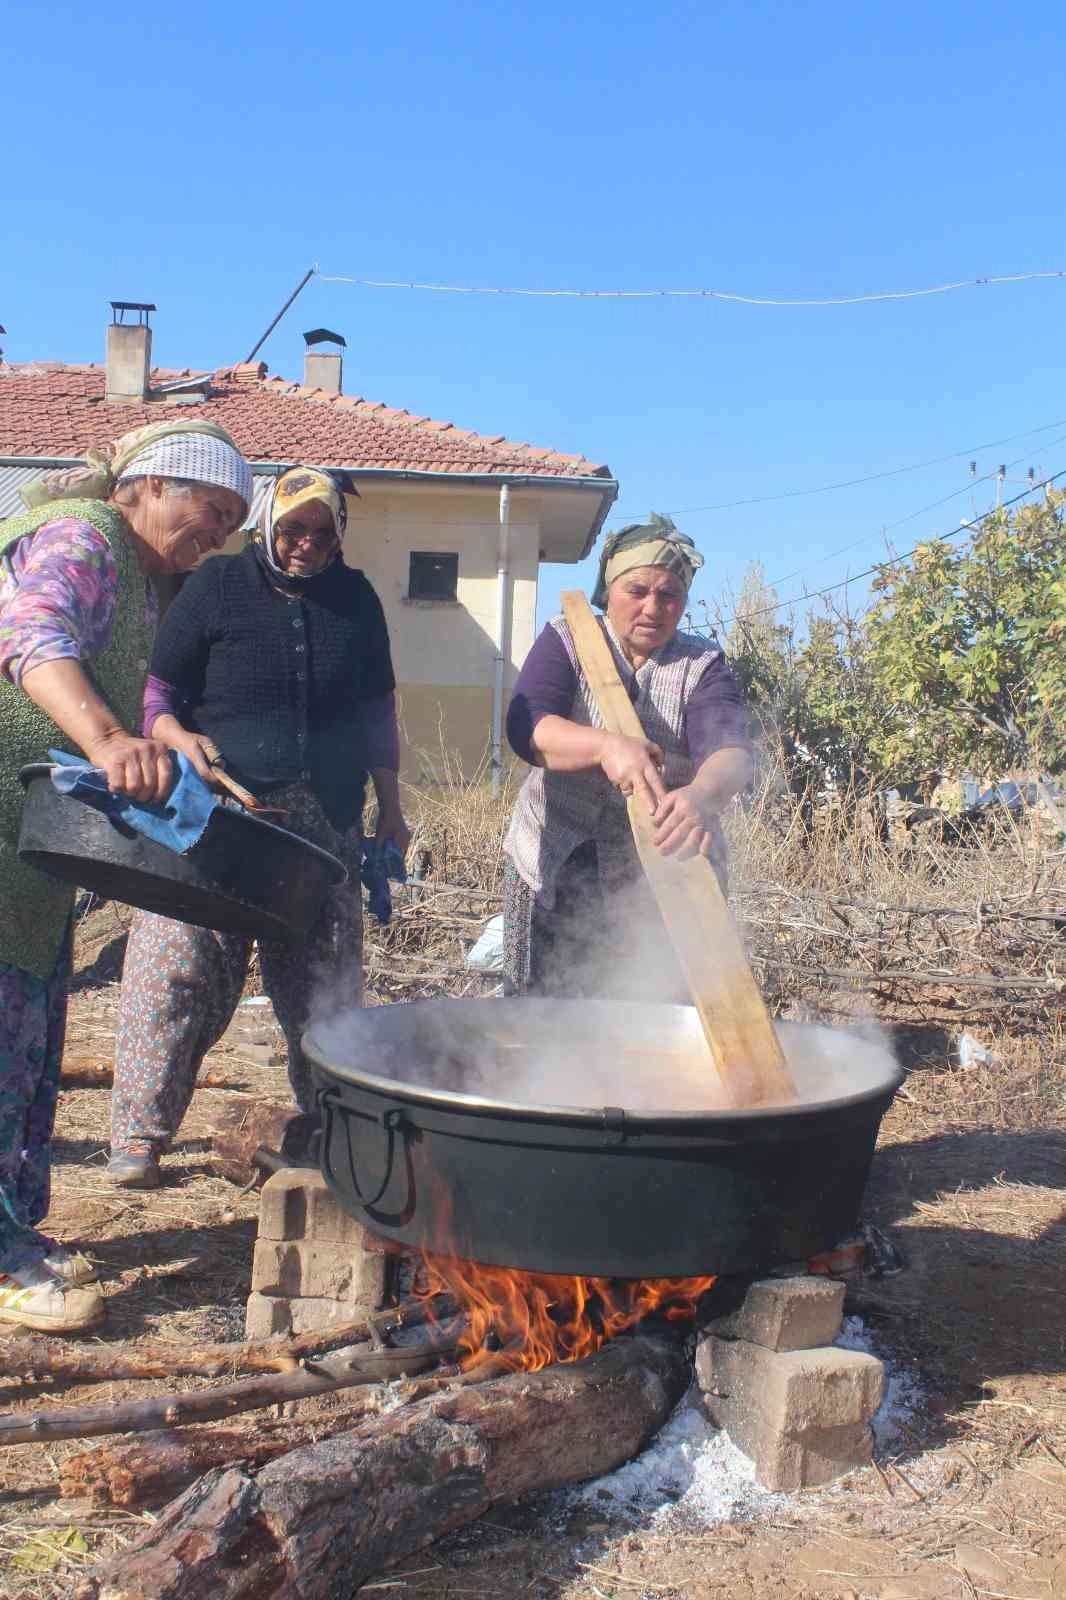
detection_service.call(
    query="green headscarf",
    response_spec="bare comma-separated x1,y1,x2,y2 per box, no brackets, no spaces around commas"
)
591,512,704,609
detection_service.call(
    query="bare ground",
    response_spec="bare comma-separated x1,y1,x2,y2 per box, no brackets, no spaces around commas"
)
2,820,1066,1600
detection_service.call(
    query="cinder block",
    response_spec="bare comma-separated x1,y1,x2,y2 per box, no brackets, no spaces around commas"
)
257,1168,380,1247
703,1276,845,1352
697,1336,884,1434
245,1291,291,1339
251,1239,388,1306
736,1412,874,1491
245,1292,367,1340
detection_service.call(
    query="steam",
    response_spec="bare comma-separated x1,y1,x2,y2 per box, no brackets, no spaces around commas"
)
307,999,899,1115
306,863,900,1115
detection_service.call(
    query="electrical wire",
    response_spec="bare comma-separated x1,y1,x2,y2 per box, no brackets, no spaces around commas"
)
318,267,1066,307
603,416,1066,525
763,432,1066,589
718,470,1064,628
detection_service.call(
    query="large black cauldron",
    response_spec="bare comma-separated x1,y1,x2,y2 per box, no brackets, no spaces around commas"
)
306,998,901,1279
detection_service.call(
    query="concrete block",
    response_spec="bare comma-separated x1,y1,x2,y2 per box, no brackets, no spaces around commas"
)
704,1276,846,1351
251,1239,388,1306
736,1412,874,1491
698,1336,884,1434
244,1291,291,1339
244,1292,367,1340
257,1168,382,1247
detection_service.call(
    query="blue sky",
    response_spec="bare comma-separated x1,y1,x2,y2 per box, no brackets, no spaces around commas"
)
4,0,1065,629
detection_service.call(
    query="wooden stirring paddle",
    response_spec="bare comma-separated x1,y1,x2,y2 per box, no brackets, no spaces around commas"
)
561,591,796,1109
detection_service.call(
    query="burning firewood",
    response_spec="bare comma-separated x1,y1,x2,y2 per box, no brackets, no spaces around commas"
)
73,1328,691,1600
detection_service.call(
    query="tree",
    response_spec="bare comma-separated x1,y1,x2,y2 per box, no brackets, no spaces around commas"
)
864,494,1066,779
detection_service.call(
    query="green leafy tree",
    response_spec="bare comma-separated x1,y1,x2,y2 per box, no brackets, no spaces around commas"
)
864,494,1066,779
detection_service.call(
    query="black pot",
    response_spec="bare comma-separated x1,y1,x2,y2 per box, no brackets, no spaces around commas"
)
18,763,347,943
306,998,902,1279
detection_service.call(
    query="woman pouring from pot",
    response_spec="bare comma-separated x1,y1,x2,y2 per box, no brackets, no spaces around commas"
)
0,422,252,1334
503,514,753,1000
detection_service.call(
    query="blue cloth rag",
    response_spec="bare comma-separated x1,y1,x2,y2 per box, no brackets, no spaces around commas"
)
49,749,219,855
360,838,407,925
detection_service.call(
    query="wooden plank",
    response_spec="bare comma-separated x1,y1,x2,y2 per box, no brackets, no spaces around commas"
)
560,591,796,1108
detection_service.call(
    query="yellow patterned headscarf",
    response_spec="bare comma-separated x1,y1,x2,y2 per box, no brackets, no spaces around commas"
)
20,420,251,511
256,467,352,576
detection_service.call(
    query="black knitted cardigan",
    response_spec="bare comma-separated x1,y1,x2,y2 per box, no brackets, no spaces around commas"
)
150,543,395,830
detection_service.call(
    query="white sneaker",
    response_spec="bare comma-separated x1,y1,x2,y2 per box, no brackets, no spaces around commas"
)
42,1247,98,1286
0,1261,105,1334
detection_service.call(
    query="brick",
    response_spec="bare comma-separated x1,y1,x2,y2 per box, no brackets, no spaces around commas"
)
244,1292,366,1340
698,1337,884,1434
703,1276,845,1352
251,1239,388,1306
256,1168,385,1247
733,1412,874,1491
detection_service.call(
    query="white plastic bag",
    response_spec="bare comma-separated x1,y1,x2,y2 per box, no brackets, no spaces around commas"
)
465,914,505,973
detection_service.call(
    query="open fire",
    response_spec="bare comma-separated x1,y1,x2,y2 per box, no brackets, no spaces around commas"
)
418,1247,716,1373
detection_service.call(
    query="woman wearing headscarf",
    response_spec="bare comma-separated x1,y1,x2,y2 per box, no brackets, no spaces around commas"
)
503,514,753,1000
0,421,252,1333
108,466,408,1190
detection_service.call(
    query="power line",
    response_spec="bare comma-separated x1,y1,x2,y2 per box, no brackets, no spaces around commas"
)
603,416,1066,525
319,266,1066,307
718,470,1064,629
763,432,1066,590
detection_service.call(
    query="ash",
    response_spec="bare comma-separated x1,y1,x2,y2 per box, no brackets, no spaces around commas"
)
568,1316,927,1531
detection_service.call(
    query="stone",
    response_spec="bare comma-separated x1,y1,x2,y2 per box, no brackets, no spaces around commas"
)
703,1276,846,1351
257,1168,381,1246
251,1239,388,1306
244,1292,367,1340
698,1337,884,1433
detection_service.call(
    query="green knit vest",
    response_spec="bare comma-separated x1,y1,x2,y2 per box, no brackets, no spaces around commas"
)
0,500,155,978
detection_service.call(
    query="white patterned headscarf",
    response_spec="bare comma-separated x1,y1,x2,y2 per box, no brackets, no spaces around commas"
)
116,432,252,511
20,420,253,517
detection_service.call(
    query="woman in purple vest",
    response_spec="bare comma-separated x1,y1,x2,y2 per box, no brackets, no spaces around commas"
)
503,515,753,1000
107,467,408,1190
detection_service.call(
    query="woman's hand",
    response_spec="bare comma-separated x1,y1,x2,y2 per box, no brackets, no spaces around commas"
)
650,782,719,860
375,804,412,858
598,732,668,814
149,715,224,784
85,730,175,805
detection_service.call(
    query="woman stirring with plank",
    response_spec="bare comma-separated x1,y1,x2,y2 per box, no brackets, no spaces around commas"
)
0,422,251,1332
503,514,753,1000
108,466,408,1189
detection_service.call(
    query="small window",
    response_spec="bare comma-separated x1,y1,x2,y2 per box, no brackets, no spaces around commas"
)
408,551,458,602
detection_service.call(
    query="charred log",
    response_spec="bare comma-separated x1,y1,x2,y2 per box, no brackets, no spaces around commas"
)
75,1329,690,1600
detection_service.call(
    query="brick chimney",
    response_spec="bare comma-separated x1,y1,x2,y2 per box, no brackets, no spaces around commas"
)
303,328,345,395
106,301,154,403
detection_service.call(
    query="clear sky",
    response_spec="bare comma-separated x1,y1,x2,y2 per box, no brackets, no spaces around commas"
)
4,0,1065,631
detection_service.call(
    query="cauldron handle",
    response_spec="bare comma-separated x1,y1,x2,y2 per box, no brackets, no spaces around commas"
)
319,1092,409,1210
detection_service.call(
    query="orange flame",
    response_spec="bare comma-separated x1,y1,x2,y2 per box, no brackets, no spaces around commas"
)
418,1248,716,1373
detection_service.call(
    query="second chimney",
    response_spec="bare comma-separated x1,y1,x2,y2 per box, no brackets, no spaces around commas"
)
106,301,154,404
303,327,345,395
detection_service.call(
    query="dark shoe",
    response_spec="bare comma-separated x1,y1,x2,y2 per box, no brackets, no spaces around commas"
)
106,1152,161,1189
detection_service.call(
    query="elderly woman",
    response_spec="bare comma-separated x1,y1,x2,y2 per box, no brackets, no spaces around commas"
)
503,514,753,1000
108,466,408,1189
0,422,251,1333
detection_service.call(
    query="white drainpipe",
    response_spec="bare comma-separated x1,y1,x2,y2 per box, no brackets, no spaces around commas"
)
490,484,512,798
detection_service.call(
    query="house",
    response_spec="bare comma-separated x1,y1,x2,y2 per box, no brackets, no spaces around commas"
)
0,306,618,782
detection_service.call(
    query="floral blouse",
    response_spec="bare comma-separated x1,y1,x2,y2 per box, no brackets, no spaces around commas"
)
0,517,156,687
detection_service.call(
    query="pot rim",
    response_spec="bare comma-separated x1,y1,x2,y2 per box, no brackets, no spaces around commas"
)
303,1006,904,1130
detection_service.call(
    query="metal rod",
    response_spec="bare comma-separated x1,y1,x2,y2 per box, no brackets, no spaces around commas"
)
243,266,317,365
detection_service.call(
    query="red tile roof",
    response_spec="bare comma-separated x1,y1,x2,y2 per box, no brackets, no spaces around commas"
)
0,362,612,481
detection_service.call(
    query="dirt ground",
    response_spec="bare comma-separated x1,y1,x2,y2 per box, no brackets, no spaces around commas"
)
1,915,1065,1599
